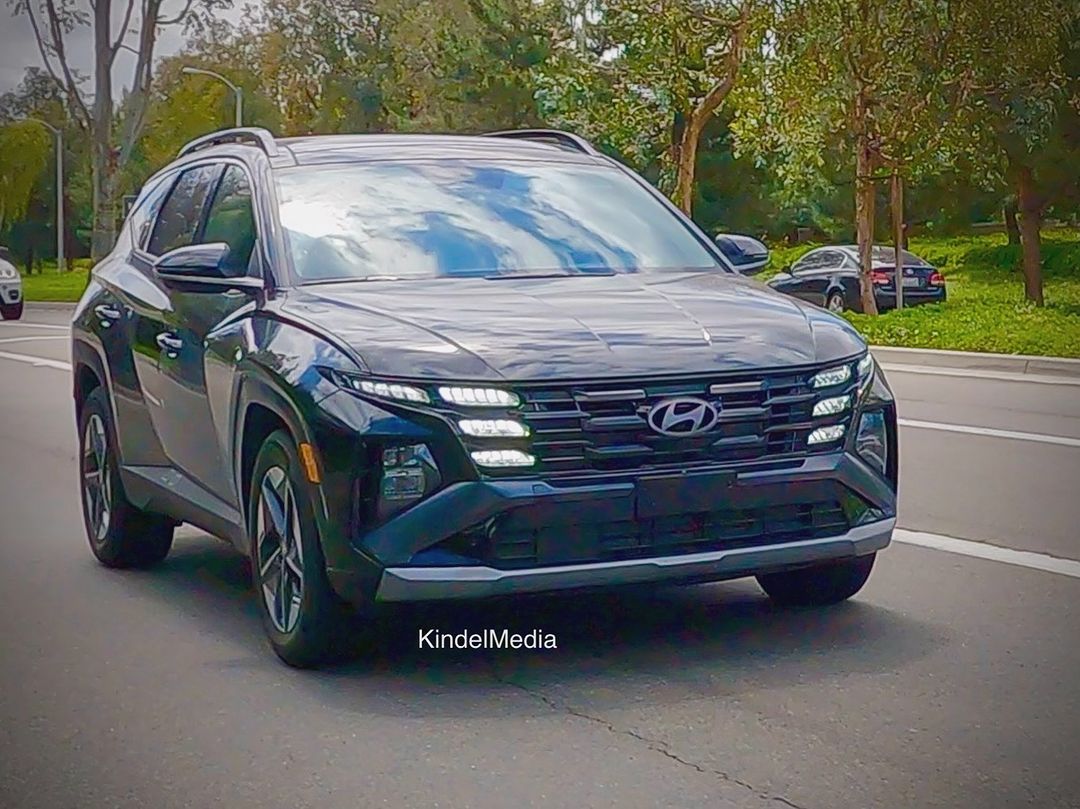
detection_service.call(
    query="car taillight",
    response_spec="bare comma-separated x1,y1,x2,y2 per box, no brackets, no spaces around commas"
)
871,270,891,285
929,271,945,286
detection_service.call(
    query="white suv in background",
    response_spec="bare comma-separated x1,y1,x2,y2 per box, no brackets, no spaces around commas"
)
0,247,23,320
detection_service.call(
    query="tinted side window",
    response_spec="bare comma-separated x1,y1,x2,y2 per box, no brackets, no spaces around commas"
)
200,165,257,275
793,251,826,272
128,174,175,251
147,165,221,256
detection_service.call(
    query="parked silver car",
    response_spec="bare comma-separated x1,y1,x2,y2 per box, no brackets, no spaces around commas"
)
0,247,23,320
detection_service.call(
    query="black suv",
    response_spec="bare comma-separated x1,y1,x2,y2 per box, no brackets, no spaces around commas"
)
71,128,897,667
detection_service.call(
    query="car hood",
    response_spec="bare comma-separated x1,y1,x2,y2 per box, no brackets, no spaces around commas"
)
283,272,866,381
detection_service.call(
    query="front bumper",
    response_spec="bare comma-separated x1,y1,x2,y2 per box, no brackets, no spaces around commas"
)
0,281,22,305
375,517,892,601
325,449,896,604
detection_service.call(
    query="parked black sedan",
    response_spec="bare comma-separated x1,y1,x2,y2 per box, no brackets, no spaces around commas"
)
768,245,946,313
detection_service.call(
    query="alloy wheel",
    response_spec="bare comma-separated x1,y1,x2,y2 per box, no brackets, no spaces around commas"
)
82,413,112,541
255,466,305,634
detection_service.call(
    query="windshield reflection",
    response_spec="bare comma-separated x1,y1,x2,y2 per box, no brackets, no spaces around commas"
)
275,161,719,281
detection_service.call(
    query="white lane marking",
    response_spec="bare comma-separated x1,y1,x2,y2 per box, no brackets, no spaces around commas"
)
880,362,1080,387
0,349,71,371
898,418,1080,448
0,335,69,344
0,322,69,331
894,529,1080,580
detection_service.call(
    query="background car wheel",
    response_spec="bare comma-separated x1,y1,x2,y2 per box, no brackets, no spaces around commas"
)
249,429,355,668
79,387,174,568
825,291,845,313
756,553,875,607
0,301,22,320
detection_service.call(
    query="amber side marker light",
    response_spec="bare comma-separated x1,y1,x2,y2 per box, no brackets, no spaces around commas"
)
299,442,321,484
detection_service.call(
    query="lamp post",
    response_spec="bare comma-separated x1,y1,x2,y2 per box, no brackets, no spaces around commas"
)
181,66,243,128
23,118,63,272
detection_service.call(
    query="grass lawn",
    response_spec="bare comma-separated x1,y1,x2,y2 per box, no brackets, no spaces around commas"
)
18,234,1080,357
765,232,1080,358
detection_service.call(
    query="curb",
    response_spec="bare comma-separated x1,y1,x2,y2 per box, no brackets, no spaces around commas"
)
26,301,77,311
871,345,1080,379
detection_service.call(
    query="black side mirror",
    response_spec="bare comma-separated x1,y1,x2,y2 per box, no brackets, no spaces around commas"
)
154,243,263,291
714,233,770,275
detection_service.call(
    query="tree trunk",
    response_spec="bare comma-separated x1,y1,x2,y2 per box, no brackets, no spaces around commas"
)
1015,164,1044,306
854,128,879,315
673,111,703,216
1003,200,1021,246
891,172,904,310
90,0,115,261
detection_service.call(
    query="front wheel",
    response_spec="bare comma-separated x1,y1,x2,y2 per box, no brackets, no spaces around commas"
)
0,301,23,320
756,554,875,607
249,430,355,668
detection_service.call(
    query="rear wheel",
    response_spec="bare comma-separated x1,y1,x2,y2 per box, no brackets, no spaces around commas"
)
79,387,174,568
1,301,22,320
825,291,845,313
249,429,354,668
756,554,875,607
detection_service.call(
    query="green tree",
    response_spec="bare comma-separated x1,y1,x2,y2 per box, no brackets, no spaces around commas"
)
0,121,51,233
539,0,763,215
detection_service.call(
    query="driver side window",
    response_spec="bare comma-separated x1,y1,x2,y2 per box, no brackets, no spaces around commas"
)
199,165,258,276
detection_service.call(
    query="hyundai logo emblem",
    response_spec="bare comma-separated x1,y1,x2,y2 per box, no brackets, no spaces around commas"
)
647,397,720,437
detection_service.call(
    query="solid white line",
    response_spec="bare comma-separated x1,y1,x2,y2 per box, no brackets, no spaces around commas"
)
898,418,1080,448
880,362,1080,386
0,335,69,345
894,529,1080,580
0,322,69,331
0,348,71,371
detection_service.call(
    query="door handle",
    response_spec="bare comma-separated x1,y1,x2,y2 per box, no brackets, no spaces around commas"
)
94,304,121,327
156,332,183,356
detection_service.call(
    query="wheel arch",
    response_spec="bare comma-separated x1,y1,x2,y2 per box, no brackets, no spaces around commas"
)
71,340,108,420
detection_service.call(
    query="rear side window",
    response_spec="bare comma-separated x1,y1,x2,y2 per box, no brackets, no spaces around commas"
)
147,165,221,256
794,251,832,272
201,165,257,275
127,174,175,251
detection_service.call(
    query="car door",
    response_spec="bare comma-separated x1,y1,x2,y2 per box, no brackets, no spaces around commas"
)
786,250,834,305
129,161,249,503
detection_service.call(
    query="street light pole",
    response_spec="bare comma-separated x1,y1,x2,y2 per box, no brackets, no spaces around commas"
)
23,118,63,272
180,66,243,128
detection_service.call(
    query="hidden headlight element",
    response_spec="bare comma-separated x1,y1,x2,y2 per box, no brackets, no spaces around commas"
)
326,369,430,403
807,424,847,445
810,364,852,389
458,419,530,437
813,395,851,417
438,386,520,407
471,449,535,468
855,411,888,476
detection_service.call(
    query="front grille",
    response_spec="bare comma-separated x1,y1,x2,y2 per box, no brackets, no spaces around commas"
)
439,499,850,569
497,366,858,477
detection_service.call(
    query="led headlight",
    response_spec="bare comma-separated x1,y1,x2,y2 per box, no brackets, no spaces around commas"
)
810,364,852,389
855,411,888,476
812,394,850,417
458,419,530,437
807,424,846,445
438,386,520,407
471,449,535,468
327,369,430,403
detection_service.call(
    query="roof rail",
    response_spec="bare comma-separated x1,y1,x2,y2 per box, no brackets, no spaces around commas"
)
177,127,280,159
484,129,599,156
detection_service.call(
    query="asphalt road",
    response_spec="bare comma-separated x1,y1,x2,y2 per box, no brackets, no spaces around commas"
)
1,307,1078,809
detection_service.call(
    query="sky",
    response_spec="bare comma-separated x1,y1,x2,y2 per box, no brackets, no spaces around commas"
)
0,3,212,97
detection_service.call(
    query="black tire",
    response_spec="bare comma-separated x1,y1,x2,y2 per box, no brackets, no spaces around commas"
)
756,553,875,607
79,387,174,568
248,429,354,668
1,300,23,320
825,291,845,314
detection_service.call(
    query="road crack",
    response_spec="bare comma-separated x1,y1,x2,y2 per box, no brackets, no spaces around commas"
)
495,675,810,809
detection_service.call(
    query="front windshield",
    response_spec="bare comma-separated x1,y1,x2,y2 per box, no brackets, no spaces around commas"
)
274,161,720,282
